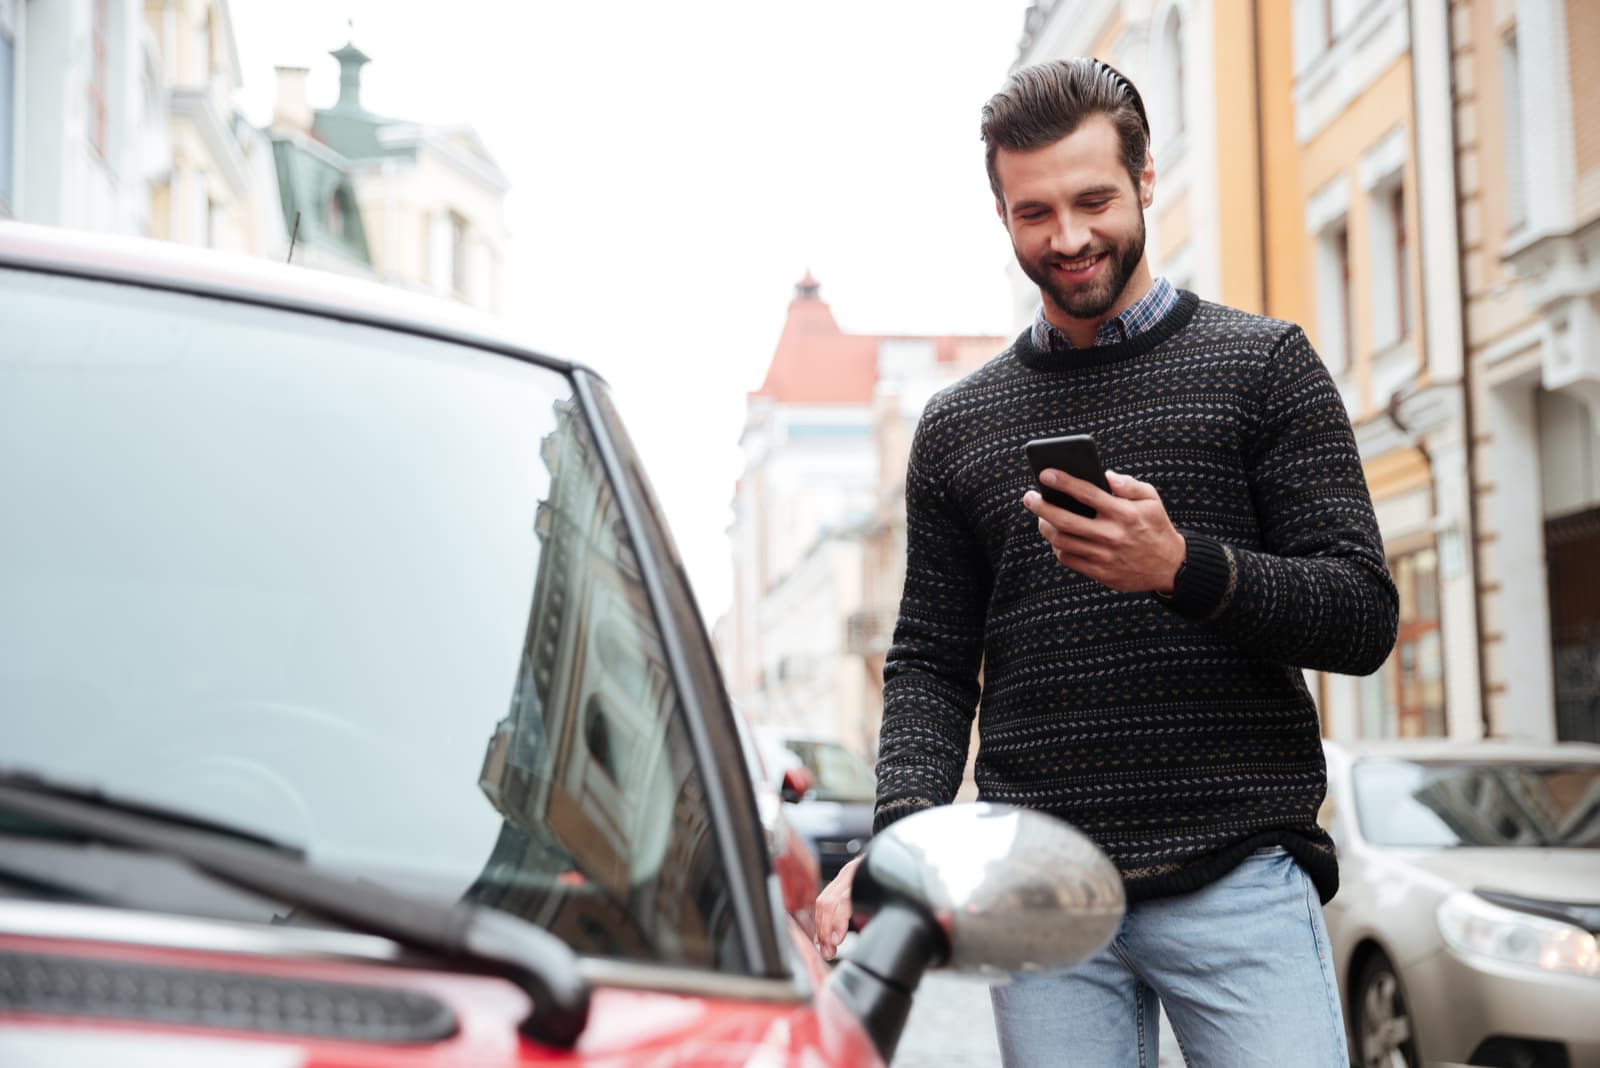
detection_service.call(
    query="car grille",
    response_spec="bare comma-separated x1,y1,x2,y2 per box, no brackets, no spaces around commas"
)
0,950,458,1043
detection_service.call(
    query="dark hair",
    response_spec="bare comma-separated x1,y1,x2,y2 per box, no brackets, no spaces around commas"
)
981,58,1151,205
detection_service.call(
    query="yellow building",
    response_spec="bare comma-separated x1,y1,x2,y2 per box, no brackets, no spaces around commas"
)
1010,0,1484,742
144,0,260,253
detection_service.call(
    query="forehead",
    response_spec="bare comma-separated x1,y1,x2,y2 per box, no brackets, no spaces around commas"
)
993,114,1128,201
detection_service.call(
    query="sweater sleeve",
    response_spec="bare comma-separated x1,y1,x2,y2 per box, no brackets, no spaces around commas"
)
1160,326,1400,675
873,410,990,835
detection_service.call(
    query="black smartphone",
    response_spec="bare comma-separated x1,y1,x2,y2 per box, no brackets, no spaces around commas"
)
1024,434,1110,518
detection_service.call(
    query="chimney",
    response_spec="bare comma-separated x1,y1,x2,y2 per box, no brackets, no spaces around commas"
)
273,66,312,131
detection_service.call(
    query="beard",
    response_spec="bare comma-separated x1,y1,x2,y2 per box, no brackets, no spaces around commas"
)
1017,210,1146,322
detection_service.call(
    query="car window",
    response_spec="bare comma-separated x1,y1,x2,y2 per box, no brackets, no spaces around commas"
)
0,268,746,973
780,740,876,804
1352,759,1600,849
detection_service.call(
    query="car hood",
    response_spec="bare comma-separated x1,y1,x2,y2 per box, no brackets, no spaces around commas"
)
783,801,874,840
1388,848,1600,902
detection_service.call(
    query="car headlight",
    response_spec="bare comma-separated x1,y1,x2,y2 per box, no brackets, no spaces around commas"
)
1437,891,1600,978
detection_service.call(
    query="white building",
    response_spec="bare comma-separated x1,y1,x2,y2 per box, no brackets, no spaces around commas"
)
145,0,255,253
1,0,167,233
721,273,1001,757
308,42,509,314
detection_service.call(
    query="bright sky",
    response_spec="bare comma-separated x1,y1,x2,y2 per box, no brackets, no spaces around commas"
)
229,0,1032,624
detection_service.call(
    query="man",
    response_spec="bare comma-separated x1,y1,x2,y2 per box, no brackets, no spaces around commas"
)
815,58,1397,1067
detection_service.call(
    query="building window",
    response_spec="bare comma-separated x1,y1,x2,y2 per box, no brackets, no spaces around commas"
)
450,212,469,297
0,20,14,214
1156,7,1186,146
1315,218,1354,372
1392,186,1410,340
1293,0,1361,73
1364,546,1445,738
1368,182,1411,349
1500,32,1527,231
195,9,211,86
89,0,109,159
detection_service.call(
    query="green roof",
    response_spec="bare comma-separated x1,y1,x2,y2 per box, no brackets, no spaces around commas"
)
270,135,372,266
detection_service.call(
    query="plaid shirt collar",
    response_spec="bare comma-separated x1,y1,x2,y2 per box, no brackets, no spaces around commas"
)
1031,276,1179,351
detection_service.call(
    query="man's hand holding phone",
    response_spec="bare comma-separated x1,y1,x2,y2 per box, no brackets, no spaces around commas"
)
1023,440,1187,595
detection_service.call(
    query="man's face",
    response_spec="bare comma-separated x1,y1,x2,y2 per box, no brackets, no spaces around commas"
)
994,115,1154,325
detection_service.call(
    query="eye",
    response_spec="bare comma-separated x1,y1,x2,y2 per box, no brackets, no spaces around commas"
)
1080,198,1111,212
1017,210,1048,222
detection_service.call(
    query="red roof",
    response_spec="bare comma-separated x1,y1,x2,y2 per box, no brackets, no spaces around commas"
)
751,273,1004,406
751,274,880,405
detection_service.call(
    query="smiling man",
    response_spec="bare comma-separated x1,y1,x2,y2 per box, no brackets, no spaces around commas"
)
814,59,1399,1067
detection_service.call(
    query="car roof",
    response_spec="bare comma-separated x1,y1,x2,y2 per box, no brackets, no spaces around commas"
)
1325,736,1600,764
0,221,587,379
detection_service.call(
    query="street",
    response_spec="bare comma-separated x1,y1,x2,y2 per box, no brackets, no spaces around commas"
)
893,973,1186,1068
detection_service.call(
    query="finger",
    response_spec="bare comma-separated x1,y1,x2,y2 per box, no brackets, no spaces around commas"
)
1105,469,1158,501
1022,490,1097,535
1045,468,1121,511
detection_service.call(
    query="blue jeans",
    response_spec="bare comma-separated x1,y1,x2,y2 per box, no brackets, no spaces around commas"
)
989,847,1347,1068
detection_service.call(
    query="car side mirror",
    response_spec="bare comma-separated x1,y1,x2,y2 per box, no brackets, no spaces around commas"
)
826,803,1124,1064
780,765,813,803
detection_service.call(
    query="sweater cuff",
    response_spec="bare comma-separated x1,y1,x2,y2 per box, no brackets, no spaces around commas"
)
1159,534,1232,620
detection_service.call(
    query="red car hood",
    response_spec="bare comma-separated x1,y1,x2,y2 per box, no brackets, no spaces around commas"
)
0,929,879,1068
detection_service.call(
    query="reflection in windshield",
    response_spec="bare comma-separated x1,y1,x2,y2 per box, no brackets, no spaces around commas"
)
466,396,739,970
1353,760,1600,848
0,269,742,973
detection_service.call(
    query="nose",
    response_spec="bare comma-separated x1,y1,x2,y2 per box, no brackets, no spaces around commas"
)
1048,213,1092,257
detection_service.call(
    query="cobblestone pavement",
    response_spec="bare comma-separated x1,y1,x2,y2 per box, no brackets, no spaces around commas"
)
891,973,1187,1068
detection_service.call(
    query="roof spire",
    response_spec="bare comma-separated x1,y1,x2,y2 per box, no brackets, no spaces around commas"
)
330,36,372,114
794,270,821,301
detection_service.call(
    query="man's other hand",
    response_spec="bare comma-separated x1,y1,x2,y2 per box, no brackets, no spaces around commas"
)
815,855,863,961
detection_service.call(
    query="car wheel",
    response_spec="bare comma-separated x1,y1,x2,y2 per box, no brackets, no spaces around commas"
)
1352,951,1419,1068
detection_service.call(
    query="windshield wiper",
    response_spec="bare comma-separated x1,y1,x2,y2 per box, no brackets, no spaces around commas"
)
0,770,306,857
0,772,591,1047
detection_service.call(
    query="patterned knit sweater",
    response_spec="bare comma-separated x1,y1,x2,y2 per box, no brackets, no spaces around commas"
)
875,291,1399,904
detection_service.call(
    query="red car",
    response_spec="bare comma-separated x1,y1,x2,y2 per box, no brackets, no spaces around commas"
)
0,221,1124,1067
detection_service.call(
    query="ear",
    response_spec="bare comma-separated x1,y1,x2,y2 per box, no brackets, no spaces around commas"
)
1139,150,1156,209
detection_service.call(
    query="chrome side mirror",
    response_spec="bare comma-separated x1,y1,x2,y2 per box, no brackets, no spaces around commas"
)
826,803,1124,1062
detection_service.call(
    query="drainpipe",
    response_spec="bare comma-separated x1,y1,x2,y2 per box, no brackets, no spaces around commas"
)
1406,0,1492,736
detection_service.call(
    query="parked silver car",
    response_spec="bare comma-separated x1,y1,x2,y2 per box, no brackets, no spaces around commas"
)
1320,739,1600,1068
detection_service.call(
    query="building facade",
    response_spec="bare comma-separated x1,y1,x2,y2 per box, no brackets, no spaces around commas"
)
1,7,507,313
144,0,256,253
1457,0,1600,743
720,274,1000,758
308,42,509,314
2,0,169,233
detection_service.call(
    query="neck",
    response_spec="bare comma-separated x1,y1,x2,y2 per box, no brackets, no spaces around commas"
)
1042,260,1155,347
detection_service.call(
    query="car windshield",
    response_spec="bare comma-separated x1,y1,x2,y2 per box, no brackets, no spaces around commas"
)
0,267,746,973
1352,758,1600,849
768,738,876,804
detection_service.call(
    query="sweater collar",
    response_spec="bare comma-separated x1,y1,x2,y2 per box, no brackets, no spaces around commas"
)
1015,289,1200,373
